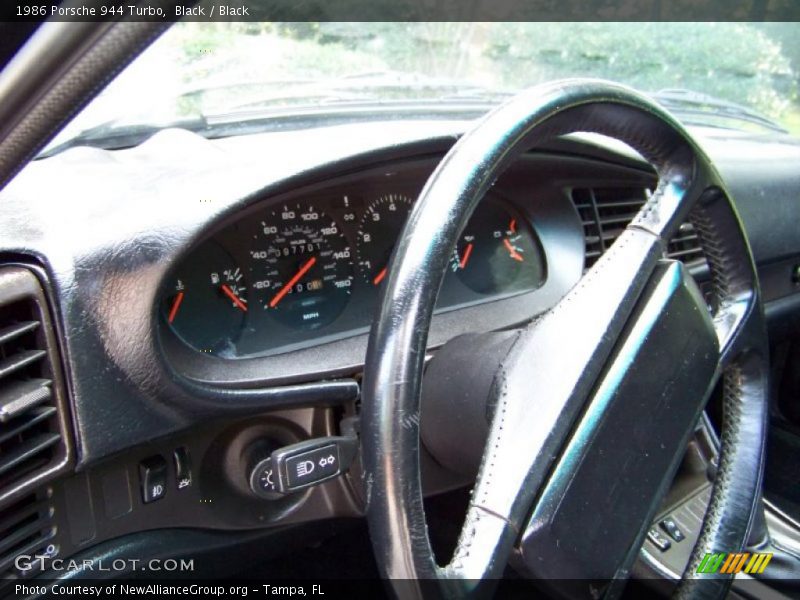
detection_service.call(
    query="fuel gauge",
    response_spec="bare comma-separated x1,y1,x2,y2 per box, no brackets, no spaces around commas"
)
161,240,248,355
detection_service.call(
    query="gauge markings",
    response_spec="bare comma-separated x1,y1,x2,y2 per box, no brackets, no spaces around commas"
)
161,241,248,354
221,283,248,311
451,199,542,294
503,238,524,262
249,202,353,330
356,193,413,285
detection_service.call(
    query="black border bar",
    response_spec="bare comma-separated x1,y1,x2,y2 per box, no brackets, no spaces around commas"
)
4,0,800,23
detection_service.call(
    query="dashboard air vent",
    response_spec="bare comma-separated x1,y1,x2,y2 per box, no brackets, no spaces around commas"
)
571,187,707,270
0,267,71,506
0,488,56,580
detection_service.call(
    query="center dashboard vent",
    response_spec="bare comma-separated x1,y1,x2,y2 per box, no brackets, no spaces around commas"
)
571,187,707,270
0,267,71,507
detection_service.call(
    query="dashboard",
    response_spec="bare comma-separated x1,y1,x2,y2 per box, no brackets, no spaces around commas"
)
1,110,800,593
2,119,799,466
3,18,800,594
160,163,546,358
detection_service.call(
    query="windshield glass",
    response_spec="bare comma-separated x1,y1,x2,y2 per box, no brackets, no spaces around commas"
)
46,21,800,153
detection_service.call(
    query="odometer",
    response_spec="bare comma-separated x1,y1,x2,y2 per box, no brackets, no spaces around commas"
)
249,203,353,330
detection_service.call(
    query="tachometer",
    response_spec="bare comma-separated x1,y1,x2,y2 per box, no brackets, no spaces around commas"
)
161,240,248,354
451,199,545,294
249,203,353,330
356,193,414,286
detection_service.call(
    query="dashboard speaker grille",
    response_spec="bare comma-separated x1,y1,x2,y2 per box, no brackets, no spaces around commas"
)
0,267,71,508
571,187,708,270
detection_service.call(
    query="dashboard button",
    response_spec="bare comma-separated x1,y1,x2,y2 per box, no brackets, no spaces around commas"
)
660,517,685,542
173,447,192,490
139,455,167,504
647,527,672,552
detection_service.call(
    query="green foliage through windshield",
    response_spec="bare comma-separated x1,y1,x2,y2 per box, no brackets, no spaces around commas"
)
52,22,800,145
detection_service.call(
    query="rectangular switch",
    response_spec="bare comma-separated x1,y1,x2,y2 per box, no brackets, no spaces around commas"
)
173,447,192,490
139,455,167,504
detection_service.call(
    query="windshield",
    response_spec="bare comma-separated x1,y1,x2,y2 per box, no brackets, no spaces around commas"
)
45,22,800,153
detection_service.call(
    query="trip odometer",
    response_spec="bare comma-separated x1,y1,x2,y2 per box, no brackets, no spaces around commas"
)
249,203,353,330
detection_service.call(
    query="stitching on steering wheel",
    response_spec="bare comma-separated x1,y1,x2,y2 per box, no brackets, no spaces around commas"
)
689,204,734,310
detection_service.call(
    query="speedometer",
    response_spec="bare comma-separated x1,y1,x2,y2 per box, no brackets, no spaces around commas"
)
249,203,353,330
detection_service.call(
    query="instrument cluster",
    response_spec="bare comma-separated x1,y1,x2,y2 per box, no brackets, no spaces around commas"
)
160,173,547,358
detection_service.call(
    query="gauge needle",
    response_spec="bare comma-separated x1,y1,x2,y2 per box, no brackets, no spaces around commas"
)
373,266,388,286
221,284,248,312
270,256,317,308
167,291,184,324
503,238,524,262
509,218,517,234
459,243,474,269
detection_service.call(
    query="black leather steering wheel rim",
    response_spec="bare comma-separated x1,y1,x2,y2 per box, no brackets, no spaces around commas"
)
361,79,768,599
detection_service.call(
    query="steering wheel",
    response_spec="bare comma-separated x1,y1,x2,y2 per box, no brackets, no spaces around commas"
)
361,80,768,599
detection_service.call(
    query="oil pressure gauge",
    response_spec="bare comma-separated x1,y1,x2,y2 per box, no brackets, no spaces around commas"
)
451,199,545,295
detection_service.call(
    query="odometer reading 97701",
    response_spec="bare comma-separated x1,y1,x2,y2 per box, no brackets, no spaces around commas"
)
248,203,354,330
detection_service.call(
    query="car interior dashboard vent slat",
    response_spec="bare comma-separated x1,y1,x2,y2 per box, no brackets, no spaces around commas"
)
571,186,708,271
0,321,39,346
0,379,52,423
0,488,57,580
0,267,72,509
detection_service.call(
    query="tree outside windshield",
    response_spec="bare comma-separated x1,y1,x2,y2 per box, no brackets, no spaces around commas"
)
59,22,800,138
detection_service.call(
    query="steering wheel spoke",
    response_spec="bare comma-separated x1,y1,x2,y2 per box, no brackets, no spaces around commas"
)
467,227,664,523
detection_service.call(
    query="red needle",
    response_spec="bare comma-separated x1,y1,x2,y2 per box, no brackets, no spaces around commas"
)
503,238,524,262
221,284,248,312
373,266,388,286
459,243,474,269
269,256,317,308
509,218,517,234
167,291,184,324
